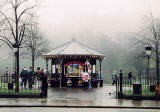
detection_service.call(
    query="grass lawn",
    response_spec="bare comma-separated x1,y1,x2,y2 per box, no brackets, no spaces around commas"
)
0,83,41,94
0,83,8,87
0,88,41,94
123,85,156,96
124,90,155,96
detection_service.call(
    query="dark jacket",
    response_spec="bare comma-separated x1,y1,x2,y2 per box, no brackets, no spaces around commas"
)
28,70,34,78
128,72,132,79
40,71,44,80
20,69,28,79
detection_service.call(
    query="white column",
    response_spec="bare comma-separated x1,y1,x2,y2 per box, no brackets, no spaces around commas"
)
60,59,63,88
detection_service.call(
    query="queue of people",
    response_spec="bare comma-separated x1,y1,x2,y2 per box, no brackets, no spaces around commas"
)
20,67,46,89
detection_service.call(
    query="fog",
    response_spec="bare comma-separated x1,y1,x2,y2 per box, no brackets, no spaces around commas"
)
37,0,160,44
0,0,160,83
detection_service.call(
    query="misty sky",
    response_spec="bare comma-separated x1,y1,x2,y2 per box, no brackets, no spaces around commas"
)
36,0,160,45
0,0,160,64
0,0,160,45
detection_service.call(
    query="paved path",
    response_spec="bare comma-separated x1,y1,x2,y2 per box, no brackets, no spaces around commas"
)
48,84,116,100
0,108,159,112
0,85,159,107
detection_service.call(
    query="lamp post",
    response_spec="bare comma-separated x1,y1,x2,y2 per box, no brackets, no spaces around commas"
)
12,43,19,92
118,70,123,98
145,45,152,85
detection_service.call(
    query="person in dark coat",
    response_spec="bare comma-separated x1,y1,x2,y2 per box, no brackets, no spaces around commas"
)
112,71,117,85
128,72,132,85
20,67,28,88
41,69,48,97
40,69,45,80
28,67,34,89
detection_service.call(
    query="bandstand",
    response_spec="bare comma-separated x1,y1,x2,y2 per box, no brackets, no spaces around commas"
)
43,39,105,88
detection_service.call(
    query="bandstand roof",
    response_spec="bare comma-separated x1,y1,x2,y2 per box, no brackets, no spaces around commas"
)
43,39,105,59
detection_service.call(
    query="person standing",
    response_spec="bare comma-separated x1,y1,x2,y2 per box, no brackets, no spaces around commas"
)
88,66,92,89
41,69,48,97
112,71,117,85
11,68,16,84
36,67,41,88
5,67,9,83
28,67,34,89
39,69,45,88
20,67,28,88
40,69,44,80
128,72,132,85
36,67,41,81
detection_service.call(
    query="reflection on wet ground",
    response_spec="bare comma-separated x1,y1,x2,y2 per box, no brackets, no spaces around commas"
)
0,85,159,107
48,84,116,100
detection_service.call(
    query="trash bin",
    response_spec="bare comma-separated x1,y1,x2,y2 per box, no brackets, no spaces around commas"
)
133,83,142,95
99,79,103,87
8,83,13,90
150,85,155,92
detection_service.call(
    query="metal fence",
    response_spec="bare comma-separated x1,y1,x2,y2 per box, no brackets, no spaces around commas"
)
116,72,158,99
0,74,47,98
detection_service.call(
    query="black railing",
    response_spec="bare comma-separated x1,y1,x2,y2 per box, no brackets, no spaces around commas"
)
122,75,156,96
116,72,158,100
0,74,48,98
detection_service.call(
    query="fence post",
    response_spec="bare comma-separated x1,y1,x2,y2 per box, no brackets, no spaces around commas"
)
41,74,48,98
118,70,123,98
116,77,118,98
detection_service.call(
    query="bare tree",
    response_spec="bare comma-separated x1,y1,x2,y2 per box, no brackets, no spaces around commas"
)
135,14,160,85
21,21,48,72
0,0,36,92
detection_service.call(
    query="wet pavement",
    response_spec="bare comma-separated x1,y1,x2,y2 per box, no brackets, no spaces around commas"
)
0,108,159,112
0,85,160,107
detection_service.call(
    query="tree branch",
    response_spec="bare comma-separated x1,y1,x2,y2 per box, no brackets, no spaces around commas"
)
0,11,16,40
0,35,13,46
18,5,36,22
0,39,13,49
17,0,28,8
9,0,15,8
19,24,26,45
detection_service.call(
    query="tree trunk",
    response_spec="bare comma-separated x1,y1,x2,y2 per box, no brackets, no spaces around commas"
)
32,51,35,72
15,47,19,92
156,41,159,85
15,3,19,93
